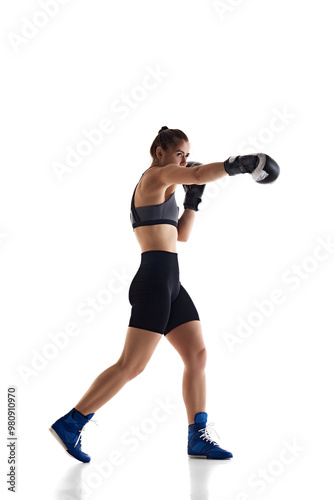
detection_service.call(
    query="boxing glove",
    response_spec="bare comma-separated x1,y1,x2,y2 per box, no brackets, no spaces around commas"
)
183,161,206,211
224,154,280,184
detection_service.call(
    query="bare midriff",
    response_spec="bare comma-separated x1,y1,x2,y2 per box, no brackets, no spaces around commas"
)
133,224,178,253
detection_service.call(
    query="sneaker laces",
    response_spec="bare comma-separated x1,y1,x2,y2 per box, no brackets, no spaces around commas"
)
74,418,98,448
198,422,220,446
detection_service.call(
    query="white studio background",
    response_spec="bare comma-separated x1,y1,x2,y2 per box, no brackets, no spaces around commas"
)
1,0,333,499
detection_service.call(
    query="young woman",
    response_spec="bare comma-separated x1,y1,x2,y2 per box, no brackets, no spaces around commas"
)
50,127,279,462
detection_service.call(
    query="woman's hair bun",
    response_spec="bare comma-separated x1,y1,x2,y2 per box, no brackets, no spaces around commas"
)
149,127,189,160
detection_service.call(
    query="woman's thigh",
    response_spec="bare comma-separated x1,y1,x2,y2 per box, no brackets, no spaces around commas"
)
117,327,162,375
128,266,174,334
163,284,200,336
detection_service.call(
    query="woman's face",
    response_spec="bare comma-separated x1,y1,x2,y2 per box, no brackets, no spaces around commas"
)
156,140,190,167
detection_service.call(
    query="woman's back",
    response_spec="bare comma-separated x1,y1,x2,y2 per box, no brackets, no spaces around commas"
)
131,167,179,253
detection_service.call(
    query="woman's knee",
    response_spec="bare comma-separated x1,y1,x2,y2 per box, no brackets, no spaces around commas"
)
116,358,147,381
184,347,207,371
116,327,161,381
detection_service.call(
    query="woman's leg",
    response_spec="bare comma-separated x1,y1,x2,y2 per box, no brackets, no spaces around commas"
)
165,320,207,425
74,327,162,415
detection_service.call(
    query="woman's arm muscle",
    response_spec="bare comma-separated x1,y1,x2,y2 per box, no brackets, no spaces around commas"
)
158,162,227,186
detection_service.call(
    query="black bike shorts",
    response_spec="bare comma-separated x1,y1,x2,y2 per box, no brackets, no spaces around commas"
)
128,250,200,335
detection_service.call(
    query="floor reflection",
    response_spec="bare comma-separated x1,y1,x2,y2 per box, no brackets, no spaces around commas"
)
54,463,84,500
52,451,232,499
188,457,231,499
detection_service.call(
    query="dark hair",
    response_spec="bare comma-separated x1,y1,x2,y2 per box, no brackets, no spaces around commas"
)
150,126,188,161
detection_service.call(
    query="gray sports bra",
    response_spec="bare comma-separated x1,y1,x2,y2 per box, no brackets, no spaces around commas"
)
130,171,179,230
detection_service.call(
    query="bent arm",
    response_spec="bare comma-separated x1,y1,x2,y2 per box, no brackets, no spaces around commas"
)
159,162,227,186
177,209,196,242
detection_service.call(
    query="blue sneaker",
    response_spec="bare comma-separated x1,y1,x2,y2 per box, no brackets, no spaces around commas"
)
188,412,233,459
49,408,96,463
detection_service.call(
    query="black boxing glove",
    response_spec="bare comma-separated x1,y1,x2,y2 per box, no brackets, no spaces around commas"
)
224,153,280,184
183,161,206,211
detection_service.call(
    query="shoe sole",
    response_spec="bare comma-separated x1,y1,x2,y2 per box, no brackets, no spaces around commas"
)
49,427,90,462
49,427,69,451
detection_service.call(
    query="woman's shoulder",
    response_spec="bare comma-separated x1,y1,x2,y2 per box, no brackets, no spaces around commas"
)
138,167,162,189
135,167,175,205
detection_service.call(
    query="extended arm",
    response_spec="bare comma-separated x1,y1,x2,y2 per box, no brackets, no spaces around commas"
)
159,154,279,186
159,162,228,185
169,154,280,242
